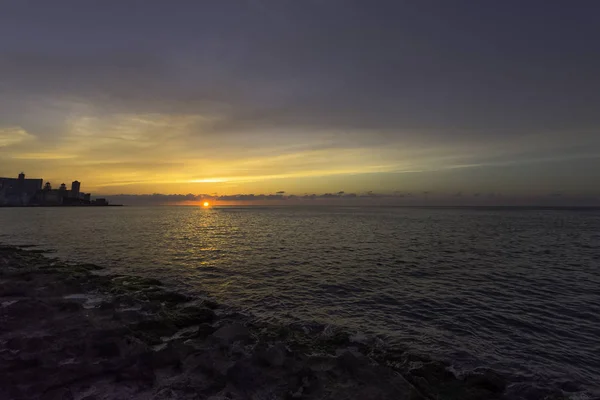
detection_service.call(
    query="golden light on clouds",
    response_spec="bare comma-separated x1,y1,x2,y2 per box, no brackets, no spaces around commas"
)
189,178,228,183
3,108,588,199
2,111,430,194
0,127,34,147
11,153,79,160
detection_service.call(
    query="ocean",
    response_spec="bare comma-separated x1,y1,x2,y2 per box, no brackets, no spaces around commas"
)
1,206,599,397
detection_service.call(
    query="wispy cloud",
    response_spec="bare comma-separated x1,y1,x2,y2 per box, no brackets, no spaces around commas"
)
0,127,34,147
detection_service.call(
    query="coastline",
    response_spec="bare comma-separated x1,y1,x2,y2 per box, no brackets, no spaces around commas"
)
0,245,570,400
0,204,123,208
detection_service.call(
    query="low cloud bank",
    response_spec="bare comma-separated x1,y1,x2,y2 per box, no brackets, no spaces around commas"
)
99,192,600,207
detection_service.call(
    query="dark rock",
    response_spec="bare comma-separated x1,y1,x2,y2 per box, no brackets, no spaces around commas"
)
463,369,507,393
288,367,321,397
119,335,150,358
170,306,216,328
142,343,187,369
67,263,101,274
0,286,27,296
408,387,425,400
558,380,580,393
131,319,176,335
226,359,269,392
115,359,155,385
138,277,163,286
147,290,191,304
256,343,288,367
402,352,431,364
92,339,121,358
97,301,115,310
506,384,569,400
408,361,491,400
113,276,163,288
194,323,217,338
212,323,252,345
78,263,103,271
410,360,455,382
36,362,105,395
11,336,54,353
89,327,130,341
337,350,370,374
7,356,41,371
201,299,220,309
307,355,336,373
139,286,163,294
55,300,83,312
44,387,74,400
183,349,228,377
113,309,146,324
320,330,352,349
129,319,178,344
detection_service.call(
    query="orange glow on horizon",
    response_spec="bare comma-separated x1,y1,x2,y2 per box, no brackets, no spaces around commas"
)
203,201,210,207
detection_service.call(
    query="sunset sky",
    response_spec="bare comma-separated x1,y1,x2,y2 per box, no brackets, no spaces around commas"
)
1,1,599,203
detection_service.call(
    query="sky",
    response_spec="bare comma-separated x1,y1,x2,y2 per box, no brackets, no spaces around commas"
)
1,0,599,205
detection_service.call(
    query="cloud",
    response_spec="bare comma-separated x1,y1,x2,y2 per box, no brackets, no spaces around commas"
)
3,2,600,138
0,127,34,147
101,192,369,205
99,190,600,207
1,1,599,197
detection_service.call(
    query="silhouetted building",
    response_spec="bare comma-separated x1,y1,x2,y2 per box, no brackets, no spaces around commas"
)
0,173,110,207
0,173,43,206
39,189,64,205
71,181,81,198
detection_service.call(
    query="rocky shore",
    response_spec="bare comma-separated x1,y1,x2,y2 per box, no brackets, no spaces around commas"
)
0,245,572,400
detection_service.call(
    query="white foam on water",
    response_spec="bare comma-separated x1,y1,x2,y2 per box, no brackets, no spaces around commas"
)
160,325,200,342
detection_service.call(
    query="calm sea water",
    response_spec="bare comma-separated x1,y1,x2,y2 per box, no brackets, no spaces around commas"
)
1,206,599,396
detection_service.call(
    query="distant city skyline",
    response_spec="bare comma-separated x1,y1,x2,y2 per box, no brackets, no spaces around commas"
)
1,1,599,204
0,171,110,206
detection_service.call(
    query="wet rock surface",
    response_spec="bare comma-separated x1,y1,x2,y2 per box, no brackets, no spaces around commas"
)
0,246,573,399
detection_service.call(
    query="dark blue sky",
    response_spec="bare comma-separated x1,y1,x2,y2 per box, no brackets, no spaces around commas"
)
1,1,599,203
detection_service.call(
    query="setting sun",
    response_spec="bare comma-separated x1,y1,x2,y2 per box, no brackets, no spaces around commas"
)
203,201,210,207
